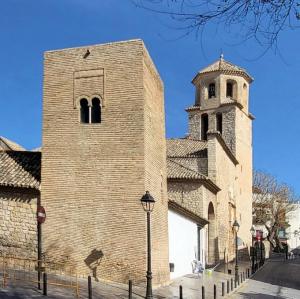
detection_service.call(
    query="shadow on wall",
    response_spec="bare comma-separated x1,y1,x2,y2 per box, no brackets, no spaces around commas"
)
238,246,251,261
43,241,75,269
214,237,220,264
207,237,220,267
84,249,104,281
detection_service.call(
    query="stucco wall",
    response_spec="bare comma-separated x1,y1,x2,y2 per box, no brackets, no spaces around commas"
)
207,135,237,261
235,107,253,250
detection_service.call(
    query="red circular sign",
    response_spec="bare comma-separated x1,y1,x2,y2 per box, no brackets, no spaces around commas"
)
37,206,46,224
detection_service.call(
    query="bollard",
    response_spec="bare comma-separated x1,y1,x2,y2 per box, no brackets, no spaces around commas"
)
222,282,225,296
128,280,132,299
227,280,229,294
38,270,41,290
202,286,205,299
231,278,233,291
43,272,47,296
234,278,237,288
214,284,217,299
88,276,92,299
179,285,183,299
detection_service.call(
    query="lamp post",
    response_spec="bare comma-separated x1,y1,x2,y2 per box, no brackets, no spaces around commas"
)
233,220,240,284
255,230,263,266
294,230,299,249
250,226,255,274
141,191,155,299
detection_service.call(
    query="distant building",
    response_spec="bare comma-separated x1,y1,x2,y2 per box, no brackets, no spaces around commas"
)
286,202,300,250
0,40,254,285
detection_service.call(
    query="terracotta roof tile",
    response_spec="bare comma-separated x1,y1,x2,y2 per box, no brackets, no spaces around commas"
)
193,57,253,83
0,136,25,151
167,138,207,158
0,151,41,189
167,159,206,180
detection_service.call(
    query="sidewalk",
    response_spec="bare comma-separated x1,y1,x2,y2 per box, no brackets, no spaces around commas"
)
0,261,252,299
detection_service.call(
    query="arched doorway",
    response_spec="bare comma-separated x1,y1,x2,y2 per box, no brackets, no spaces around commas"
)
208,202,218,265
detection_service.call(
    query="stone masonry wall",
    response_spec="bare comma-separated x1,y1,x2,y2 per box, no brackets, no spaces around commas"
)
188,111,201,139
220,108,236,155
168,181,205,219
0,188,38,259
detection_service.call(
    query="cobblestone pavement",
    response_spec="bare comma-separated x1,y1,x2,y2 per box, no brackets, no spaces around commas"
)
0,262,252,298
230,256,300,299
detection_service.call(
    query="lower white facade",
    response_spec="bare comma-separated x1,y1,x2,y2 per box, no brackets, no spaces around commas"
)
287,202,300,250
168,209,206,279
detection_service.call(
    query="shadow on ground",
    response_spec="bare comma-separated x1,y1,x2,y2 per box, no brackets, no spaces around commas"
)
250,258,300,291
234,292,286,299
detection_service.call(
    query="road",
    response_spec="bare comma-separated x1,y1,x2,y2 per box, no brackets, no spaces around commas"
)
230,256,300,298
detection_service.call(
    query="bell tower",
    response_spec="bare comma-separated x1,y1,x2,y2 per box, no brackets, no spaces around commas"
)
186,56,254,261
187,55,253,155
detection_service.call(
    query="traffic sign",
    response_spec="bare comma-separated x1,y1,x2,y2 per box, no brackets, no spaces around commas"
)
37,206,46,224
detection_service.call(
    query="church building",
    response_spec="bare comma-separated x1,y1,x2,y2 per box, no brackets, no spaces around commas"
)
0,39,253,285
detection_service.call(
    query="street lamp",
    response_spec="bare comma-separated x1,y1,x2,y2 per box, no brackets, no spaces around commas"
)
250,226,256,274
141,191,156,299
233,220,240,284
250,226,255,246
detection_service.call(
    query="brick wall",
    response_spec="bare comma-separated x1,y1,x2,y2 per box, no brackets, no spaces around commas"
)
42,40,169,285
143,47,170,284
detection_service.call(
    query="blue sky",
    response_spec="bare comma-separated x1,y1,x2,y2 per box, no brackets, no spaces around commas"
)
0,0,300,194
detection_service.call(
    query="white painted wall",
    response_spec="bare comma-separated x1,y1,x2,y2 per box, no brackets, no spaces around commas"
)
287,202,300,250
168,210,205,279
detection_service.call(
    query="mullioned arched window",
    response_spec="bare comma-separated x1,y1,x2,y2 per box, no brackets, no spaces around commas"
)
91,98,101,123
79,97,102,124
80,99,89,123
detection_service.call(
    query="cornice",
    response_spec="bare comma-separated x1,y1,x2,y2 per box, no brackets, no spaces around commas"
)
168,176,220,194
168,201,209,227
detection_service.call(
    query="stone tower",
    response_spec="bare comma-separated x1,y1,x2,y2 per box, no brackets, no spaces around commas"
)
41,40,169,285
187,56,253,262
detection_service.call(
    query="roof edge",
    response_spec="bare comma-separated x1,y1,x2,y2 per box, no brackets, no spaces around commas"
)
207,130,239,166
168,201,209,227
